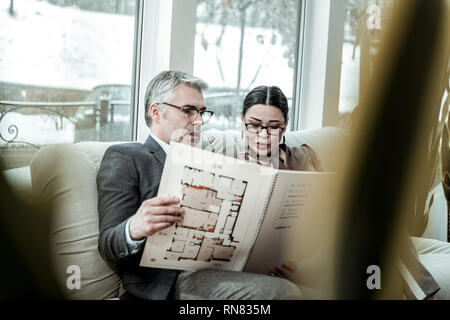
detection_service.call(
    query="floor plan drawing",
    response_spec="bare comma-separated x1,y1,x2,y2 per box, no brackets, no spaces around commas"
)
164,166,248,263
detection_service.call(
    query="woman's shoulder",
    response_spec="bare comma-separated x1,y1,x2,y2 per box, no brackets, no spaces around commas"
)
283,144,323,171
287,143,316,156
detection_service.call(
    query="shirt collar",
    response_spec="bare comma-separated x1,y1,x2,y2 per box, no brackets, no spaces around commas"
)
149,131,169,154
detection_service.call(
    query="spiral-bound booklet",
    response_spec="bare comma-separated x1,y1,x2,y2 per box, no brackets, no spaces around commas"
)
140,142,340,274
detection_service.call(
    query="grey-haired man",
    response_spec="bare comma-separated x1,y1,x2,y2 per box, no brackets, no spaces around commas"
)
96,70,303,300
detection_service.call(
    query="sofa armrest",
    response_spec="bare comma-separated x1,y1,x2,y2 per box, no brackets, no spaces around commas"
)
30,142,121,299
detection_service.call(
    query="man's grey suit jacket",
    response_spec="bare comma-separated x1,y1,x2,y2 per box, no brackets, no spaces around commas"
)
97,135,179,300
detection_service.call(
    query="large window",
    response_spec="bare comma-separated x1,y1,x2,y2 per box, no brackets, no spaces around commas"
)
0,0,137,169
338,0,394,131
193,0,301,131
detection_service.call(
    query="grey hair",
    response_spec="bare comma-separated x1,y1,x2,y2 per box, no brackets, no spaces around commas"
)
144,70,208,127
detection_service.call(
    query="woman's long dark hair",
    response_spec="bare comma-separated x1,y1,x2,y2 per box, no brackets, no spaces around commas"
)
242,86,289,121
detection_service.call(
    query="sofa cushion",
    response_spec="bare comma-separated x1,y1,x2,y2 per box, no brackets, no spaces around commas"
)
30,142,122,299
423,183,449,241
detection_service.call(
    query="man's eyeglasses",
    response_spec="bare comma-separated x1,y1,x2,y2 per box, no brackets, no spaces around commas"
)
244,123,286,136
159,102,214,124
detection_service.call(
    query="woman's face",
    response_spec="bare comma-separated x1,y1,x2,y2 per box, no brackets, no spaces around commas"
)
241,104,287,157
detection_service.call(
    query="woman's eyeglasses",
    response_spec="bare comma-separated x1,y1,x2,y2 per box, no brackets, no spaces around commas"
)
244,123,285,136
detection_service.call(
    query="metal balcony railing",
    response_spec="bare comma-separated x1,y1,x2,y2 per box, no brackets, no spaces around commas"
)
0,99,129,148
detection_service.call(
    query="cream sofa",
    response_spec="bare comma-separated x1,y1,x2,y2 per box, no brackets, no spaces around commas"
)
2,126,447,299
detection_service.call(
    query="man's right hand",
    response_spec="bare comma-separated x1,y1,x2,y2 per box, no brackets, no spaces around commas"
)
129,195,185,240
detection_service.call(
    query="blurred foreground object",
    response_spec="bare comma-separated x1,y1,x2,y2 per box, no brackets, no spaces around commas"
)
334,0,450,299
0,165,64,299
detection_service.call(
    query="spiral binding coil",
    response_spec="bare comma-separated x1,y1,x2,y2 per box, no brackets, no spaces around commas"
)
241,173,279,270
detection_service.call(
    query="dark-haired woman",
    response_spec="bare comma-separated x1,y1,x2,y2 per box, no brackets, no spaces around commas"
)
238,85,322,288
239,85,322,171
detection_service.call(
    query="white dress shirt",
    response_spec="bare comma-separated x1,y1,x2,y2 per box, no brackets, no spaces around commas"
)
125,131,169,252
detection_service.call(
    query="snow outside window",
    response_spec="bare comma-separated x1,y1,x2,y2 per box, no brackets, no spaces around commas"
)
0,0,137,169
193,0,301,132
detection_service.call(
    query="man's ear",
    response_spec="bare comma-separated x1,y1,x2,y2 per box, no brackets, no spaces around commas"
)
149,103,160,123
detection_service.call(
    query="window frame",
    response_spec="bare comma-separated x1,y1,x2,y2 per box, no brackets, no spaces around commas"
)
135,0,197,142
294,0,345,130
133,0,345,138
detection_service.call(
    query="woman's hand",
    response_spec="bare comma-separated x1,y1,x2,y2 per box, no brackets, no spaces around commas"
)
269,260,298,283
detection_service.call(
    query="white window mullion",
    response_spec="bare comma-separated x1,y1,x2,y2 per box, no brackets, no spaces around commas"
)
131,0,144,141
296,0,345,130
323,0,346,128
136,0,197,142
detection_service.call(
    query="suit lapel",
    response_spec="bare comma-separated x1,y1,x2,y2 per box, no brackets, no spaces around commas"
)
143,135,167,167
